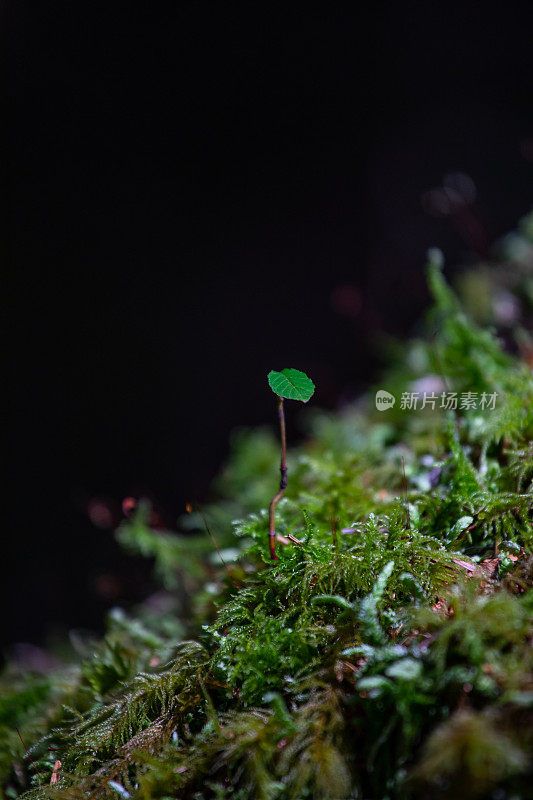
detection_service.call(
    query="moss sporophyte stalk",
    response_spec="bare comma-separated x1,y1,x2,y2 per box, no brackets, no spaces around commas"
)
1,213,532,800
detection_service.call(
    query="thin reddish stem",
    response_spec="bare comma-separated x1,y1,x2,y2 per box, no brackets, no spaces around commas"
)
16,727,41,779
268,396,287,560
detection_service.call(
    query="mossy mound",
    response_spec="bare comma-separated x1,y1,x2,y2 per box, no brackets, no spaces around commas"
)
2,215,532,799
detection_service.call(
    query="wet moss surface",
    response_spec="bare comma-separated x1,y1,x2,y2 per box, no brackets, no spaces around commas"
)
2,216,532,799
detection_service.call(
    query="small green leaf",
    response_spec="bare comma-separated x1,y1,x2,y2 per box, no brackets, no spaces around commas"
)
268,368,315,402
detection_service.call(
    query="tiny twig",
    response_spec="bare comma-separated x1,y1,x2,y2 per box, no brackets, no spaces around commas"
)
197,507,241,590
268,396,287,560
286,532,303,545
16,727,41,779
275,533,303,546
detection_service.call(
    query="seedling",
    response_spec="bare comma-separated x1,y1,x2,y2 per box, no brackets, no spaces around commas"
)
267,368,315,559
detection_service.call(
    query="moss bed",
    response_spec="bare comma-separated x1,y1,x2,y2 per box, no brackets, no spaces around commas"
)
2,215,532,800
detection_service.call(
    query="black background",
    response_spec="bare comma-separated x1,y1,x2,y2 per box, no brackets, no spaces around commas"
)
6,3,533,648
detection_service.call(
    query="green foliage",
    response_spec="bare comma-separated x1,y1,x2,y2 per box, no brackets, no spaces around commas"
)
116,501,210,590
411,710,528,799
267,369,315,402
2,217,532,799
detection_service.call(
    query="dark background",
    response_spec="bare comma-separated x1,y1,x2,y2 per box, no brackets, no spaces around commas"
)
6,3,533,648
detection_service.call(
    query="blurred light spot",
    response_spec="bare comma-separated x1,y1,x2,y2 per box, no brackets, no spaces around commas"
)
122,496,138,518
410,375,446,394
500,231,533,264
422,172,476,216
7,643,60,672
493,290,520,325
88,498,114,529
330,284,362,318
93,572,121,600
443,172,477,204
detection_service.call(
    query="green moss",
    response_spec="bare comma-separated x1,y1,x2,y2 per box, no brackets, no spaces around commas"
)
2,213,532,799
